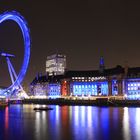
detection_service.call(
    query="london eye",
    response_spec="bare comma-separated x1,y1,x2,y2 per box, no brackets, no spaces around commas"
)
0,11,31,97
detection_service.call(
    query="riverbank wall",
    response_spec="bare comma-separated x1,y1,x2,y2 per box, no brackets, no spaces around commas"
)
22,98,140,107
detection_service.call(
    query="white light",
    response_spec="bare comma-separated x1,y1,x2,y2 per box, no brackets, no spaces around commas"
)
124,94,127,98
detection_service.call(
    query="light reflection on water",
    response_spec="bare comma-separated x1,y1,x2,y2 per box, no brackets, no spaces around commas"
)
123,107,130,140
135,108,140,140
0,105,140,140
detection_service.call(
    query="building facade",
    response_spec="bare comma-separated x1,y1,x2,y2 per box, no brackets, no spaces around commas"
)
30,66,140,100
46,54,66,76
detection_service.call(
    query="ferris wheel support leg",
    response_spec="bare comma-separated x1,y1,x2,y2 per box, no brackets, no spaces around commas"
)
8,58,23,90
6,57,15,85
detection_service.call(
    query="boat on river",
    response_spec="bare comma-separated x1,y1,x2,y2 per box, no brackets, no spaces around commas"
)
33,106,53,111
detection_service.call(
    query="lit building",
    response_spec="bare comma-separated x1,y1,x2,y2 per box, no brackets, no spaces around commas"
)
30,75,62,98
60,66,124,97
46,54,66,76
30,75,48,97
47,83,61,97
32,83,47,97
31,62,140,100
30,65,124,97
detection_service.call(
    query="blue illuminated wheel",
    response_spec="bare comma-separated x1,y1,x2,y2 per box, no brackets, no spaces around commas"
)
0,11,30,95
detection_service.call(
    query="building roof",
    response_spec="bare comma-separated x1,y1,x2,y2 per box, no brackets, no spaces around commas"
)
30,75,64,85
127,67,140,78
31,65,127,85
64,65,124,78
31,65,140,85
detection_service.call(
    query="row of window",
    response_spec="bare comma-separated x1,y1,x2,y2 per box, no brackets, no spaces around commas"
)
72,77,106,80
128,83,140,87
73,83,108,95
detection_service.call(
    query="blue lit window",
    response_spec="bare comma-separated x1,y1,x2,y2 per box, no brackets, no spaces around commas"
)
112,80,118,95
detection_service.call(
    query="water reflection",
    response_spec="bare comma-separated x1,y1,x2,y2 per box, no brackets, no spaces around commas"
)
4,107,9,140
123,107,140,140
5,107,9,130
1,105,140,140
135,108,140,140
35,105,48,140
123,107,130,140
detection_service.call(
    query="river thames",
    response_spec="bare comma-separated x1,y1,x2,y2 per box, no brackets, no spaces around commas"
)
0,105,139,140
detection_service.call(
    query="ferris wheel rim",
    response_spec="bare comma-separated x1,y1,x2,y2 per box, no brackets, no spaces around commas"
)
0,11,31,95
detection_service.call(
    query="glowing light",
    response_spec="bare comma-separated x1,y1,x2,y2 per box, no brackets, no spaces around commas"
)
48,95,60,99
124,94,127,98
0,11,30,96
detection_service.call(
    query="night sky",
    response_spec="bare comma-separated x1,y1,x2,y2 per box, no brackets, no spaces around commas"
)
0,0,140,88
